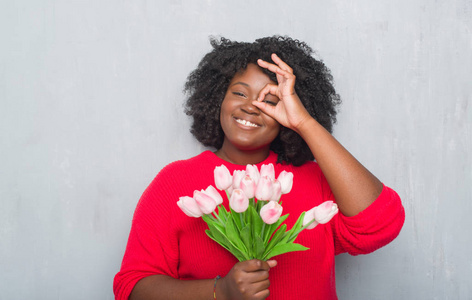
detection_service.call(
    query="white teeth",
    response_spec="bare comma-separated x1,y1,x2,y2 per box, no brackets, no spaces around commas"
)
236,118,258,127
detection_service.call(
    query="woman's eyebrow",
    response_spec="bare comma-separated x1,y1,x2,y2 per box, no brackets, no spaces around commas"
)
230,81,250,87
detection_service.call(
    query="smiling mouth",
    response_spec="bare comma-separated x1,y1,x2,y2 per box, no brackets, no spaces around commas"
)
235,118,260,128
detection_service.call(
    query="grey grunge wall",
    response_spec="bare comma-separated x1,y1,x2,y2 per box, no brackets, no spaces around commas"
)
1,0,471,299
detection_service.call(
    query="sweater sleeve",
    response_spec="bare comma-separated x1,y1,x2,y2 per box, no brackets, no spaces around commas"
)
113,166,180,300
331,184,405,256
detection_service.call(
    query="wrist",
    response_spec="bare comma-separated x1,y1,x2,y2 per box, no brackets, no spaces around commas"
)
293,115,319,136
215,275,229,300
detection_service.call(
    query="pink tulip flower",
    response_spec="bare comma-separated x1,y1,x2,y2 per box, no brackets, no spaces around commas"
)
232,170,246,190
260,164,275,181
260,201,283,224
277,171,294,194
214,165,232,191
229,189,249,213
314,201,339,224
240,175,256,199
303,200,339,229
204,185,223,205
255,176,273,201
302,207,319,230
193,190,217,214
269,180,282,202
245,164,260,185
177,196,203,218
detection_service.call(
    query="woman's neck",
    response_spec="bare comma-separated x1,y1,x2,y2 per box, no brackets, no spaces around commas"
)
215,145,271,166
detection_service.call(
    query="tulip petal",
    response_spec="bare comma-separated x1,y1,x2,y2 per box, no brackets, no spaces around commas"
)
194,190,217,214
277,171,294,194
229,189,249,213
232,170,246,190
269,180,282,202
204,185,223,205
214,165,232,191
260,164,275,181
240,175,256,199
260,201,283,224
314,201,339,224
255,176,273,201
302,207,319,230
177,196,203,218
245,164,260,185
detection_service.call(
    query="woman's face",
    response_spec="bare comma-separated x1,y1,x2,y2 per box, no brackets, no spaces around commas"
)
219,63,281,153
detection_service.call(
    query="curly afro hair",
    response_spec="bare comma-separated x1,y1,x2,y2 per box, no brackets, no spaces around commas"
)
184,36,341,166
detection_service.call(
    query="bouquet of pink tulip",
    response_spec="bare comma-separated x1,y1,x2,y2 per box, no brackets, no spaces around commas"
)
177,163,339,261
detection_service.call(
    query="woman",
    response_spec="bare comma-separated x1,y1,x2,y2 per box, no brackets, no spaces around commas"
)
114,36,405,300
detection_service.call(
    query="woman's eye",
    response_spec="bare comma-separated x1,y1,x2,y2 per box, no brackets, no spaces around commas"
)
233,92,246,97
263,100,277,106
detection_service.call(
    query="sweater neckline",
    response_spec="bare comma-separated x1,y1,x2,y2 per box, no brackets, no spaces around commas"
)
201,150,278,170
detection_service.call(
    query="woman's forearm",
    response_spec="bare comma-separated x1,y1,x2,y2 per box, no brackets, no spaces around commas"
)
129,275,216,300
129,259,275,300
296,117,383,217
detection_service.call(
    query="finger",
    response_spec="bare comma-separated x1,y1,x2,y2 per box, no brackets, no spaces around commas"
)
250,280,271,300
240,259,271,272
271,53,293,73
258,55,293,74
267,260,277,268
257,59,288,77
252,101,277,118
250,278,270,290
242,269,270,284
257,83,279,102
253,289,270,300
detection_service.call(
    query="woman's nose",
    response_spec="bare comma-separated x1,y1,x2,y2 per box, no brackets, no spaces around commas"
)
240,98,260,115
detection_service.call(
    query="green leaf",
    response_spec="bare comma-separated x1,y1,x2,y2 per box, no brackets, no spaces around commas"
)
282,212,306,244
202,213,215,223
230,207,242,232
263,224,288,256
249,205,263,242
225,216,249,258
264,214,289,244
254,235,265,260
274,214,289,228
217,205,228,222
256,200,264,213
204,220,227,242
240,225,253,258
204,216,247,261
244,207,250,224
202,215,226,235
264,242,309,260
205,230,230,252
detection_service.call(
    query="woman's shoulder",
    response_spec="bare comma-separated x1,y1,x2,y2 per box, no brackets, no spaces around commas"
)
150,151,217,187
138,151,217,204
159,151,217,174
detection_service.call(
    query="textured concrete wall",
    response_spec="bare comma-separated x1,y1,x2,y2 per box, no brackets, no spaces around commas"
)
1,0,471,299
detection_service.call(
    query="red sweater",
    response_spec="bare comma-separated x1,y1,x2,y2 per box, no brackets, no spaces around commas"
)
114,151,405,299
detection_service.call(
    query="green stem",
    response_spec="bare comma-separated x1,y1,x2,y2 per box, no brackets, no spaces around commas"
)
288,218,316,241
212,210,224,225
206,214,216,221
261,223,266,239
